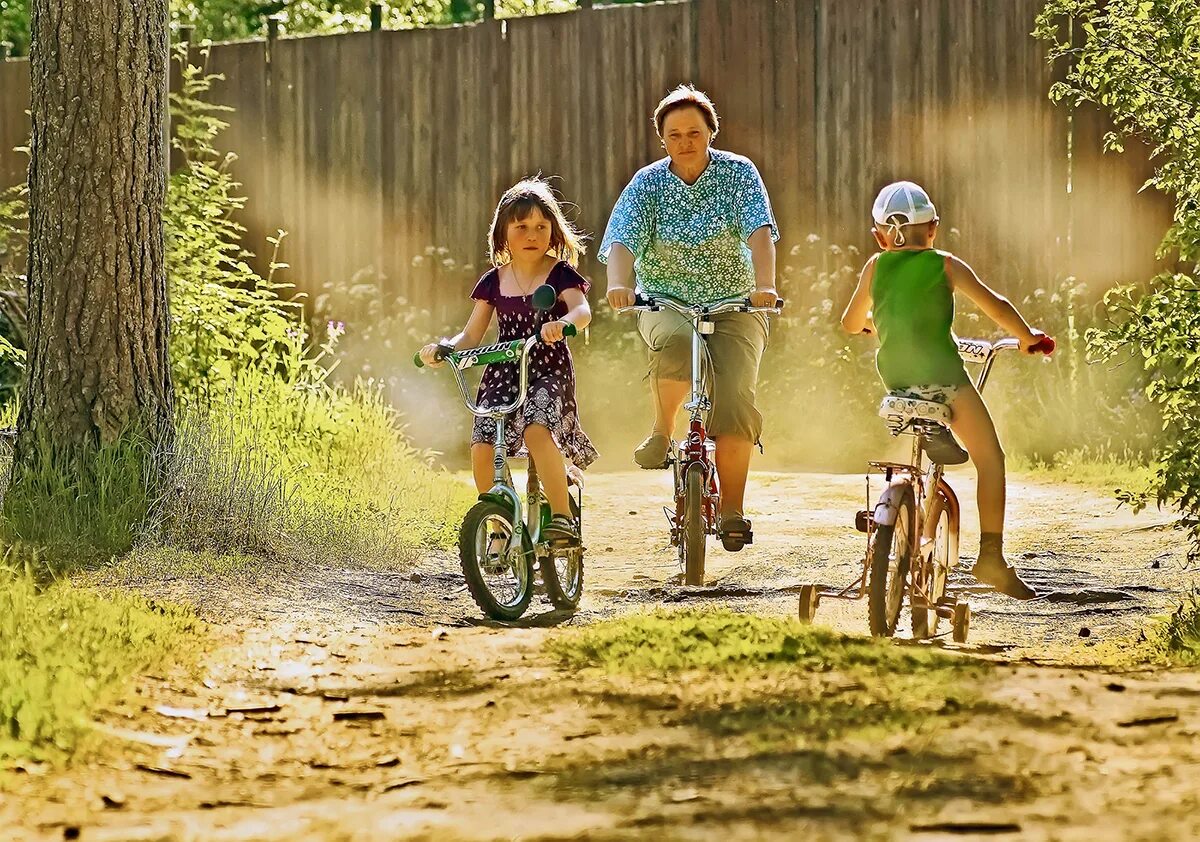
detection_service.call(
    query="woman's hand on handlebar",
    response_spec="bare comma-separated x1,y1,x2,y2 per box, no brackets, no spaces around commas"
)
607,287,636,310
749,287,779,309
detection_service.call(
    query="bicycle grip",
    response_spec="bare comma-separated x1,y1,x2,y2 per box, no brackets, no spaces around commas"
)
413,352,424,369
563,323,577,338
1029,335,1056,355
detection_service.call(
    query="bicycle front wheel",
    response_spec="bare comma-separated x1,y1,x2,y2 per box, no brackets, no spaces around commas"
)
868,490,914,637
459,500,533,621
682,463,707,585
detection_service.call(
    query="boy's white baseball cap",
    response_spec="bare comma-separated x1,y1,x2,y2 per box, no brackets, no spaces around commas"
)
872,181,937,226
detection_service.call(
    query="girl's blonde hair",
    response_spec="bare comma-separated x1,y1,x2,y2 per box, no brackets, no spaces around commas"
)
487,178,587,268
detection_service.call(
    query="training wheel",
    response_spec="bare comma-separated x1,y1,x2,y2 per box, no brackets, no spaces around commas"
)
951,601,971,643
798,584,820,623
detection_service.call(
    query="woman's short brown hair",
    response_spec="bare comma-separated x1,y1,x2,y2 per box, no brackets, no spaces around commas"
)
487,177,587,268
653,84,720,138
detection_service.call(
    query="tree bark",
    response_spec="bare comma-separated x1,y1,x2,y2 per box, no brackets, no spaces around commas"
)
16,0,172,466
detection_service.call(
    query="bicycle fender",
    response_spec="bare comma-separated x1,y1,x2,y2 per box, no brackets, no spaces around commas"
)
478,490,518,513
873,481,913,527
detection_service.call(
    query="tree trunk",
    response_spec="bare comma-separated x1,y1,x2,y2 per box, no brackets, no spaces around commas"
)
6,0,172,551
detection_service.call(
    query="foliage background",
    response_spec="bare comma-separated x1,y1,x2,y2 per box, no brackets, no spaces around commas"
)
1036,0,1200,559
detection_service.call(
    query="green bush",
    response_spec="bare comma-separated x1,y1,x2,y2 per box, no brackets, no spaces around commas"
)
1037,1,1200,559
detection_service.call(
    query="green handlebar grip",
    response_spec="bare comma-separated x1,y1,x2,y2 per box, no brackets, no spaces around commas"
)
413,352,424,368
563,323,577,338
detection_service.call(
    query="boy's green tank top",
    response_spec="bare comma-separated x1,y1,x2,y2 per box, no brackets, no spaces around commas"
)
871,249,970,391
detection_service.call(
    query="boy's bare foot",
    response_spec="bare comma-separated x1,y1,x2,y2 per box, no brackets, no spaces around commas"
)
633,433,670,469
972,552,1037,600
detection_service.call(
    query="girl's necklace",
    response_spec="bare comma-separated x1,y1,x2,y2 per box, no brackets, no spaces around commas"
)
510,263,542,297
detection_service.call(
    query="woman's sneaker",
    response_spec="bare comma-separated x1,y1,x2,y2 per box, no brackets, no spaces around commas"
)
634,433,670,469
544,514,580,545
718,514,754,552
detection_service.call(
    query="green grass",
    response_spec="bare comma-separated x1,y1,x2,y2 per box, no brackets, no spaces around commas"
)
1151,590,1200,664
0,571,200,764
1011,446,1155,492
550,609,986,746
551,608,973,675
156,372,474,567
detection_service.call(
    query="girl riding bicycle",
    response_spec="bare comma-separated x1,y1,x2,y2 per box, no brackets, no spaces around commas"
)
841,181,1048,599
418,178,597,543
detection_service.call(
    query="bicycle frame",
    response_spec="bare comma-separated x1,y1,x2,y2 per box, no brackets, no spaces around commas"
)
828,337,1025,607
431,334,552,547
619,294,781,554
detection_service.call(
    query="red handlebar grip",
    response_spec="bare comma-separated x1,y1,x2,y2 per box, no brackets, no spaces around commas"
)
1030,335,1055,355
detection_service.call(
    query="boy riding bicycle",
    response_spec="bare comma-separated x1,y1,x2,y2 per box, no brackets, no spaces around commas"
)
841,181,1049,599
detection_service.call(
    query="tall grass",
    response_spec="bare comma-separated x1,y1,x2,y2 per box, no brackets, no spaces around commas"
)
0,570,199,762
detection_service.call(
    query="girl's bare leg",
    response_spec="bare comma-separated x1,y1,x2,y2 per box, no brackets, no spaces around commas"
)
470,443,495,495
523,423,570,515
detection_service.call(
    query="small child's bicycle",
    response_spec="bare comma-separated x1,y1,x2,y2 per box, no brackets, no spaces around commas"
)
617,292,783,585
414,286,584,621
797,335,1054,641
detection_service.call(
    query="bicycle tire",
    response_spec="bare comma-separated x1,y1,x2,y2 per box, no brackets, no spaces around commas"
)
682,462,707,585
912,492,951,639
459,500,533,621
542,495,584,610
868,490,914,637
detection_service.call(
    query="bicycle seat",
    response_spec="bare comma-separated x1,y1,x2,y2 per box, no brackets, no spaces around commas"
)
878,394,952,436
878,395,969,465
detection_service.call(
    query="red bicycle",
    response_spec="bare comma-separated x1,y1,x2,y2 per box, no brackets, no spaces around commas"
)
618,293,782,585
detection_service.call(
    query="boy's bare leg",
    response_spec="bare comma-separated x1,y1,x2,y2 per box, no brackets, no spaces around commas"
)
948,385,1005,534
949,385,1035,599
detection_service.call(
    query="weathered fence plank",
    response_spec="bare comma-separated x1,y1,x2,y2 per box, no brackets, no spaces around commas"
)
0,0,1173,316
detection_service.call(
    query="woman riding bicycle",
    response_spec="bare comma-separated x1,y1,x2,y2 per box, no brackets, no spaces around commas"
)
599,84,779,551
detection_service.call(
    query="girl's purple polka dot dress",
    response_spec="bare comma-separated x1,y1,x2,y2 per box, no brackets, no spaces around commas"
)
469,262,598,470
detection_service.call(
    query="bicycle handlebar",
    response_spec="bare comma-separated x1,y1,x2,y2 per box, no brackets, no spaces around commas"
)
616,292,784,317
412,323,577,369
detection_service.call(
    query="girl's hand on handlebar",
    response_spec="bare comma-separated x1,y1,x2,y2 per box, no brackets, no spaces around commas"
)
607,287,636,310
540,320,570,343
418,343,448,368
749,287,779,309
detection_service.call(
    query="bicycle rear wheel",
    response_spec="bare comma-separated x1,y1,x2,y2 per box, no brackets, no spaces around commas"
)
912,492,951,639
681,462,707,586
459,500,533,621
868,490,914,637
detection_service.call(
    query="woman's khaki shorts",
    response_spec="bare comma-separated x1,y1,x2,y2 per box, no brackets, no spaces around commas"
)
636,309,769,442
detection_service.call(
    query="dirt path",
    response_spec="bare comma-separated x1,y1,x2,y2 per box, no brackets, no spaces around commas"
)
5,471,1200,841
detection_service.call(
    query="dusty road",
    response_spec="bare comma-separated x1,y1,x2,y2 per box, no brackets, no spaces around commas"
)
5,470,1200,841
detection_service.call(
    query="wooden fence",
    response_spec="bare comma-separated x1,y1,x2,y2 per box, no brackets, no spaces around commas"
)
0,0,1173,319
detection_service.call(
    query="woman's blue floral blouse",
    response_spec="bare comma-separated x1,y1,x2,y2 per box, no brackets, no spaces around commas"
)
599,149,779,303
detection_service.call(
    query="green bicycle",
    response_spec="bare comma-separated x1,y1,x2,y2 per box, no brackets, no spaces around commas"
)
414,285,584,621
